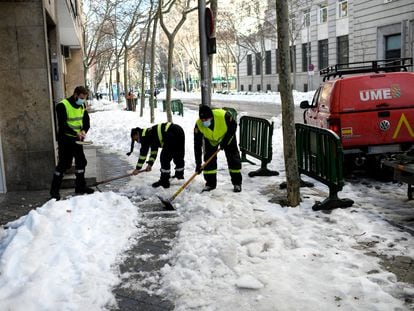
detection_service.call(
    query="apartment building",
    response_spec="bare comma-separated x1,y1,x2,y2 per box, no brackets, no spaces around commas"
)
0,0,85,192
238,0,414,92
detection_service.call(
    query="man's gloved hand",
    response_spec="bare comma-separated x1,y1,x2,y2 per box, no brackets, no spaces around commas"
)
219,140,228,150
195,164,202,174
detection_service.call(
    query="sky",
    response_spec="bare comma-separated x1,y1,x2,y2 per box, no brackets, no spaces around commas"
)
0,90,413,310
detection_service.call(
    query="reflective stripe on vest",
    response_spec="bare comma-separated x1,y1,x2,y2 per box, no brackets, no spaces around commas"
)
196,109,227,146
61,99,85,137
157,122,171,147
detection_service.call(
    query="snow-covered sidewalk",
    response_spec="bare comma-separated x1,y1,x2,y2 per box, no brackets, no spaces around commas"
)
0,92,413,310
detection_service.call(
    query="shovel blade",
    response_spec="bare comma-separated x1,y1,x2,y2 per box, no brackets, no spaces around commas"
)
157,195,175,210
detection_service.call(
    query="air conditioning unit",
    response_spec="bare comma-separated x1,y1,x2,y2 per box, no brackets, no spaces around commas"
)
62,45,71,59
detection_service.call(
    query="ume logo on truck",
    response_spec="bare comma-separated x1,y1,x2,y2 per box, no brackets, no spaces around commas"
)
359,84,401,101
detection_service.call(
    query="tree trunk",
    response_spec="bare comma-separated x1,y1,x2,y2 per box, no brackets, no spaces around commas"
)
109,69,113,101
149,10,159,123
236,61,240,91
123,44,129,107
276,0,300,207
165,39,174,122
140,23,152,117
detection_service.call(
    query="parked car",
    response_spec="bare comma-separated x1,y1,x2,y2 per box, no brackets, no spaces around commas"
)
144,88,160,97
300,58,414,172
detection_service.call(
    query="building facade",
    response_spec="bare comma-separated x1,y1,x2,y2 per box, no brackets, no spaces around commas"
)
238,0,414,92
0,0,84,192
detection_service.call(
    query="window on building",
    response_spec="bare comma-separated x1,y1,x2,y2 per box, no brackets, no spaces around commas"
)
337,35,349,64
289,14,296,34
385,34,401,59
265,50,272,74
318,39,329,69
247,54,252,76
318,4,328,24
257,84,261,91
275,49,279,73
276,47,296,73
302,43,311,72
248,84,252,91
255,52,261,75
338,0,348,18
304,84,308,92
241,85,244,91
303,9,310,27
266,84,271,91
290,46,296,72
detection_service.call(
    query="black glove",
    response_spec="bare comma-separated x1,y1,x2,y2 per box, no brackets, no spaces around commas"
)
220,136,231,150
195,164,202,174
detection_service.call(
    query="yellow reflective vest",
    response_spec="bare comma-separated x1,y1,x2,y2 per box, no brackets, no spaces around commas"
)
196,109,227,146
61,99,84,137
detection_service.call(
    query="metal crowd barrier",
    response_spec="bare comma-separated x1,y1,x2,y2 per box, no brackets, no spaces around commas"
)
239,116,279,177
295,123,354,211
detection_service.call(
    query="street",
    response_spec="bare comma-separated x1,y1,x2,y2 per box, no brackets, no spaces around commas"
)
180,97,305,122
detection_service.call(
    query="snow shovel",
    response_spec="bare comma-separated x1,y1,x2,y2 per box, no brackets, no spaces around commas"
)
75,140,93,145
93,170,144,187
158,148,221,210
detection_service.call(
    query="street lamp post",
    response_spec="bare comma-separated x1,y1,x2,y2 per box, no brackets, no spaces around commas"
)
198,0,211,107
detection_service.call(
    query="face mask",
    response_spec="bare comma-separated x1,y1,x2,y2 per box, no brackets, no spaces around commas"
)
202,119,211,127
76,98,86,106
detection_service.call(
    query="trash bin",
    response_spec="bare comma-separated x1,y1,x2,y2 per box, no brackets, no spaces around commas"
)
125,99,130,111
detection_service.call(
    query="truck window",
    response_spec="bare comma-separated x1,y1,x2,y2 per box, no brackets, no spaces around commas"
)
310,88,321,107
318,83,333,111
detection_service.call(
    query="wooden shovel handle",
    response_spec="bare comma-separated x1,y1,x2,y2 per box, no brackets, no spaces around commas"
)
170,148,220,201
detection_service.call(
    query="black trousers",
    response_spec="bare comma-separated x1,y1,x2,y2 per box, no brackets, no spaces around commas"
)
160,124,185,177
203,136,242,187
55,137,87,174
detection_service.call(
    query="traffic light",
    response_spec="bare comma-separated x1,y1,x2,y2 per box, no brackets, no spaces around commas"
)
205,8,216,55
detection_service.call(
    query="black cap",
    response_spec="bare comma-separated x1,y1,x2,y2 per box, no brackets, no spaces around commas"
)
199,105,213,119
126,127,141,156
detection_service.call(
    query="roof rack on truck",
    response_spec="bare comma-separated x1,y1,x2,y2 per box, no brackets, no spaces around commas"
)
320,58,413,81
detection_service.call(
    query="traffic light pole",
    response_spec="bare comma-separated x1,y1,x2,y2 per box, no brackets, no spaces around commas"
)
198,0,211,107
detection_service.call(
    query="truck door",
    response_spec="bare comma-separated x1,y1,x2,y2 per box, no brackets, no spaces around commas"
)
304,88,321,126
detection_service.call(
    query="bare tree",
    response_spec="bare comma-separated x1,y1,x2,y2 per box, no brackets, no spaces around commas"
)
215,10,247,91
149,1,159,123
83,0,116,92
159,0,198,122
139,3,155,117
276,0,300,206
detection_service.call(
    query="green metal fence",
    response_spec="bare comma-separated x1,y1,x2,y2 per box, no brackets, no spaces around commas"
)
162,99,184,116
295,123,353,211
223,107,237,120
239,116,279,177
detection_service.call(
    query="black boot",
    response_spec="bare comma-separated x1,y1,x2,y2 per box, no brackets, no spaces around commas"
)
202,184,216,192
173,169,184,180
50,172,63,200
152,173,170,188
75,172,95,194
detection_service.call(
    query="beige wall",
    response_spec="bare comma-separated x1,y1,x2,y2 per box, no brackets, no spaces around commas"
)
0,0,56,190
65,48,85,96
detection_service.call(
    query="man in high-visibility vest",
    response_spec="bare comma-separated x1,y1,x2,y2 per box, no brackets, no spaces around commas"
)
194,105,242,192
50,86,94,200
127,122,185,189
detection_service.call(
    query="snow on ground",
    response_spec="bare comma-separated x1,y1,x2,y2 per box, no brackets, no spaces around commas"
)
0,91,413,310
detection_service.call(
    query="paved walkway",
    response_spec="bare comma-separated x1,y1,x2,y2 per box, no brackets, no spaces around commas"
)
1,147,413,309
0,148,176,310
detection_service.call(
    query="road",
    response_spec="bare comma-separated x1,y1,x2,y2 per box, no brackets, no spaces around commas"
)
180,98,305,123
